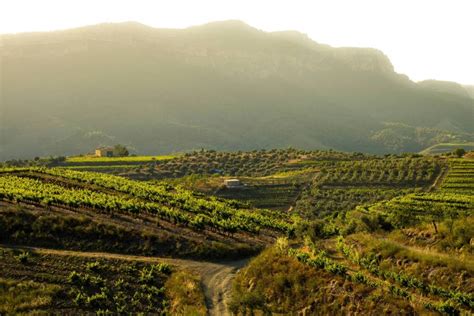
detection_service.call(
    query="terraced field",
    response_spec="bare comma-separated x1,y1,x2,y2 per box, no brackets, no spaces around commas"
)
231,156,473,315
366,159,474,230
1,152,472,315
296,157,444,220
285,237,473,315
442,159,474,193
0,167,292,259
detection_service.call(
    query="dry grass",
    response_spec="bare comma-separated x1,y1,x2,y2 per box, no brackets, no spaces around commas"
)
0,278,60,314
165,270,207,316
230,246,416,315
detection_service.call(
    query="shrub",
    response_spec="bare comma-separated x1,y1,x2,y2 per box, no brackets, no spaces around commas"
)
16,251,29,264
86,261,103,273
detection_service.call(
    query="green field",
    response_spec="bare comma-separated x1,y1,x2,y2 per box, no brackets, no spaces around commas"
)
59,165,138,170
66,155,177,163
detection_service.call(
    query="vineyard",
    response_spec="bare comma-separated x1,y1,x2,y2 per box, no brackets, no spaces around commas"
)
441,159,474,193
0,246,206,315
364,159,474,231
0,167,295,261
295,156,444,219
231,240,424,315
0,167,292,236
1,150,473,315
334,236,473,313
155,153,436,214
286,239,469,315
1,5,473,313
230,155,474,315
234,226,473,315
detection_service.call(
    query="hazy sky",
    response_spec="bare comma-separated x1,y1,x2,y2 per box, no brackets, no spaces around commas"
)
1,0,473,85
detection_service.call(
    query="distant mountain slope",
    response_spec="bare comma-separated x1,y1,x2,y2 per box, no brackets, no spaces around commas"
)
1,21,473,159
418,80,471,98
464,85,474,99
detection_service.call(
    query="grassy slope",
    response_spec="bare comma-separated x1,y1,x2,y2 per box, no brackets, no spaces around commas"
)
231,246,419,315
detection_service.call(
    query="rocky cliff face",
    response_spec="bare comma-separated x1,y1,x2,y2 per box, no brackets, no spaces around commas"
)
332,47,395,73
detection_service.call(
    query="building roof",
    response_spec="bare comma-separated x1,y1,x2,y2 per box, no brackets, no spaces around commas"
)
225,178,240,182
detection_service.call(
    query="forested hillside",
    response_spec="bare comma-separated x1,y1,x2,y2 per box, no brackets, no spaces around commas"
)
1,21,473,159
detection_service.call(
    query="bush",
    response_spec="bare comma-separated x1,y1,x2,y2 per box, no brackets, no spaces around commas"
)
86,261,103,273
165,271,206,315
16,251,29,264
453,148,466,158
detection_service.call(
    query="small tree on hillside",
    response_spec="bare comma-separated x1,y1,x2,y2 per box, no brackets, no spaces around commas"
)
113,144,129,157
453,148,466,158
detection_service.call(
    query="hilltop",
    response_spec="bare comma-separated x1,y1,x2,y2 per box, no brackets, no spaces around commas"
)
1,21,474,159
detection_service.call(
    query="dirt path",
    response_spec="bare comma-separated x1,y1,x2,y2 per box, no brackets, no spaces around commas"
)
287,170,320,212
199,258,248,316
428,165,449,192
0,245,249,316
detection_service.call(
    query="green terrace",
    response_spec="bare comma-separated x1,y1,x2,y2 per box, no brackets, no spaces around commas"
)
64,155,178,165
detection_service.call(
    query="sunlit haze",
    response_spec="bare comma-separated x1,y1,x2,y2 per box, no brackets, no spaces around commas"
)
1,0,473,84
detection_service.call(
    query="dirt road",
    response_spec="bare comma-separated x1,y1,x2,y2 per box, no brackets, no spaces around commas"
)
428,165,449,192
0,245,249,316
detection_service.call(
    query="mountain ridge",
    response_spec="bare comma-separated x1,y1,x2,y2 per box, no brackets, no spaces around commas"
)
1,21,473,159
